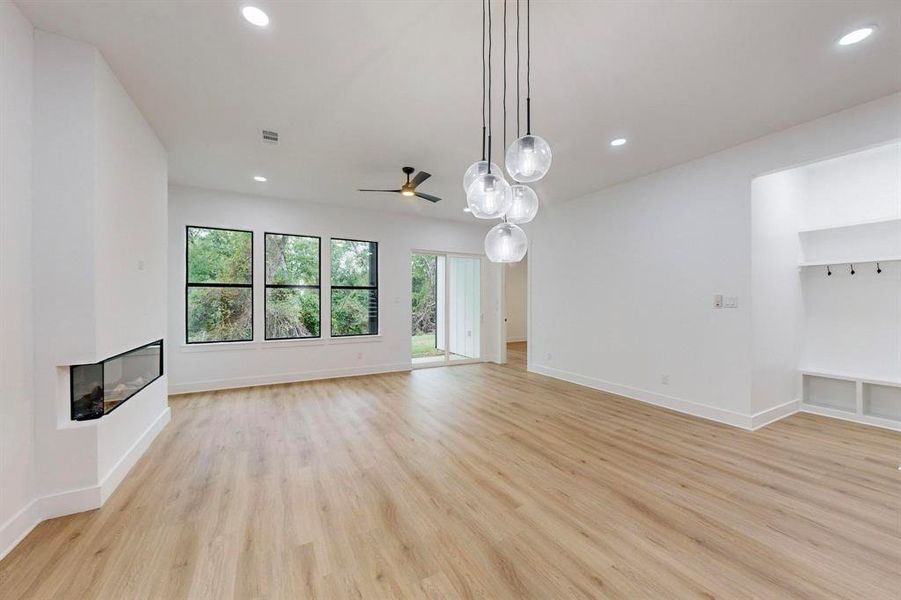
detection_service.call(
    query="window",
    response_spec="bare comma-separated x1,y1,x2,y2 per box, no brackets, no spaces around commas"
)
186,226,253,343
330,238,378,336
265,233,321,339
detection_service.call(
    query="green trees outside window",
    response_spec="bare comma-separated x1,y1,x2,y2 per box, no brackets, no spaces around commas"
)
186,226,253,343
265,233,321,339
411,253,441,358
331,239,378,336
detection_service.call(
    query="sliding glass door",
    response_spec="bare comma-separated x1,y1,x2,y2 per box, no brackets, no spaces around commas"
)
412,252,481,366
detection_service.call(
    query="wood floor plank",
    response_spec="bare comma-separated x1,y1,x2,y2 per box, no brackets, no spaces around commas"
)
1,343,899,599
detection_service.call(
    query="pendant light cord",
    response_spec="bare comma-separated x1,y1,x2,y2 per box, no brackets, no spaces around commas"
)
526,0,531,135
503,0,507,155
487,0,492,171
481,0,486,160
516,0,520,137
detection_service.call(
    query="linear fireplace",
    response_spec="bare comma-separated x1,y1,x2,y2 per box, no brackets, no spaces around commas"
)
70,340,164,421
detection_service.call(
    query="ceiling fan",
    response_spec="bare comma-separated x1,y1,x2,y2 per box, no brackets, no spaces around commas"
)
358,167,441,203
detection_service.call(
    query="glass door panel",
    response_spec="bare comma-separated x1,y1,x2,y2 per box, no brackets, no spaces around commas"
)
447,256,481,362
411,253,444,365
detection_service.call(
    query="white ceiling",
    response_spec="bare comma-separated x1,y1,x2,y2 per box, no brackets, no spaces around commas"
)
18,0,901,222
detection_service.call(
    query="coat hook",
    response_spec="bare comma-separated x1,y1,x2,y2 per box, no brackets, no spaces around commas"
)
876,262,882,274
850,264,855,275
826,265,832,276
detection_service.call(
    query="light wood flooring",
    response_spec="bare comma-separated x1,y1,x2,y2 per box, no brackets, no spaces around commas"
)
1,343,899,599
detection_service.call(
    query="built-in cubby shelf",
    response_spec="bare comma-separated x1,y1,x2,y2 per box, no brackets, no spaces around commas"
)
801,370,901,432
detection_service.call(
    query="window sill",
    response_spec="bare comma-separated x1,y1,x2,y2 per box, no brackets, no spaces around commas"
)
180,341,256,353
327,334,383,344
178,336,380,352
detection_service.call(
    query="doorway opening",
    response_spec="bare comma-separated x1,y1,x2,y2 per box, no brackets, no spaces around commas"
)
411,252,482,367
504,255,528,367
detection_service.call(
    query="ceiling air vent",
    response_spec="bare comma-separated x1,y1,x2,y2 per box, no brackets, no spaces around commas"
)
262,130,279,144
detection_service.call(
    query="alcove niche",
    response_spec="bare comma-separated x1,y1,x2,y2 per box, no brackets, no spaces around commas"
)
751,141,901,431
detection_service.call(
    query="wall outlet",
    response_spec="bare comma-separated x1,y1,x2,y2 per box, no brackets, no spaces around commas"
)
713,294,723,308
661,374,670,385
724,296,738,308
544,352,552,361
356,352,363,360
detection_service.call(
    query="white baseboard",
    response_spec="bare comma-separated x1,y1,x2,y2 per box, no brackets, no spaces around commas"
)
529,364,756,429
100,406,171,503
800,403,901,432
0,501,40,563
169,363,412,395
0,406,171,561
750,399,800,430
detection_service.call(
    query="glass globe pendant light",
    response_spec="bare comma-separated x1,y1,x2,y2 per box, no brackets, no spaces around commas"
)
506,184,539,224
485,222,528,263
467,172,512,219
462,160,502,193
506,134,551,182
506,0,551,183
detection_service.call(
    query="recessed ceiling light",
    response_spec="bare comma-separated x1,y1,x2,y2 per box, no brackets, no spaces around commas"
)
838,27,875,46
253,175,267,182
242,6,270,27
610,138,627,147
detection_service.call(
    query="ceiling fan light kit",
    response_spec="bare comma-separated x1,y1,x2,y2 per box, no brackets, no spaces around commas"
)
465,0,549,263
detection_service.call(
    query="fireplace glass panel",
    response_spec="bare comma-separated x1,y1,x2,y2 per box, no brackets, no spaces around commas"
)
71,340,163,421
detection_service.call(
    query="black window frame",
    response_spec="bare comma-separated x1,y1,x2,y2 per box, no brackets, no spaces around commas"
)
264,231,322,341
330,237,379,337
185,225,254,344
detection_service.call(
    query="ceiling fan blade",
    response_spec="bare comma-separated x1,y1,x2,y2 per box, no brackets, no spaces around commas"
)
415,192,441,203
358,189,402,193
410,171,431,188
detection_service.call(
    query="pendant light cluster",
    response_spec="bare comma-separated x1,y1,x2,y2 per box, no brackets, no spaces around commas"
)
464,0,550,263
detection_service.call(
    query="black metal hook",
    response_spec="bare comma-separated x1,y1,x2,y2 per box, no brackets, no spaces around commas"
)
850,264,855,275
826,265,832,276
876,262,882,274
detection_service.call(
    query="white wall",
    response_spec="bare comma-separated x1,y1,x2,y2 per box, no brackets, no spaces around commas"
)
504,257,527,342
530,93,901,429
92,51,169,494
0,0,35,557
29,31,168,533
750,170,805,415
168,185,502,393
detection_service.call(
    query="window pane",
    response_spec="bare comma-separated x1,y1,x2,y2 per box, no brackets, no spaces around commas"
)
266,288,320,339
331,239,377,287
331,289,378,336
187,287,252,342
187,227,252,284
266,234,319,285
